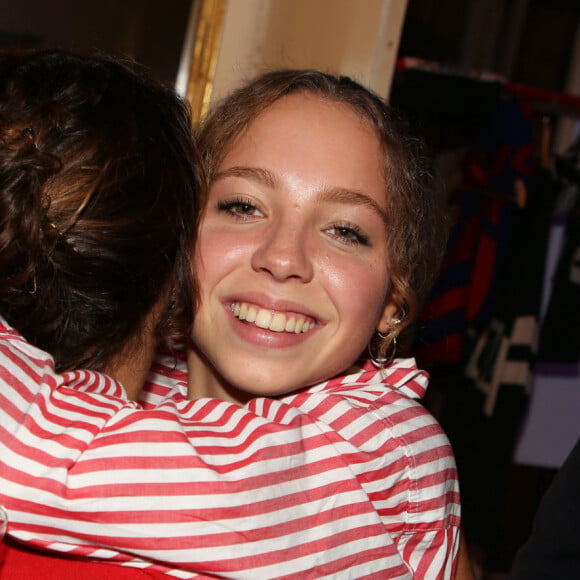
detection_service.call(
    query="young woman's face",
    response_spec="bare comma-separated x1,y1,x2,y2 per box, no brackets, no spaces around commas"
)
189,93,396,400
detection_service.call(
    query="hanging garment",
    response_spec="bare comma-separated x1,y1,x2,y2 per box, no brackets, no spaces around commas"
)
414,191,512,366
465,168,556,414
414,97,535,367
454,168,557,559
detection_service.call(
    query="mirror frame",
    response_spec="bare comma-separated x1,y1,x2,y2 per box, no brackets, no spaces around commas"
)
184,0,226,121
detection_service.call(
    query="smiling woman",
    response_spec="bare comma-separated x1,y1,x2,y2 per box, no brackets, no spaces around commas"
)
1,69,461,579
195,69,448,367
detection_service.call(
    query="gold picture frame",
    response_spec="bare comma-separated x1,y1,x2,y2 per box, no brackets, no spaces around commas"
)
184,0,227,122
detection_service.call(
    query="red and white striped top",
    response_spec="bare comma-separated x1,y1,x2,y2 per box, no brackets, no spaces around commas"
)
0,318,461,578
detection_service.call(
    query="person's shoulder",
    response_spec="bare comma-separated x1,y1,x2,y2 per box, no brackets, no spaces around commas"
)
282,358,453,457
289,359,431,419
0,314,55,369
277,358,460,529
0,314,128,400
0,315,28,343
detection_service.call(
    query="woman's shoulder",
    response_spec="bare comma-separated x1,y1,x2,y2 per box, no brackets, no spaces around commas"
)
0,314,127,401
0,315,60,377
274,358,453,462
272,358,460,530
283,358,436,430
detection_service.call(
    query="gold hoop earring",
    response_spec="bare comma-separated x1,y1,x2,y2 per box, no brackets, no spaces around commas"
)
368,334,397,368
368,317,401,368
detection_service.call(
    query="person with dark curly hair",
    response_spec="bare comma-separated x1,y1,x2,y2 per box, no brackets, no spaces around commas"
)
0,48,200,578
0,48,200,387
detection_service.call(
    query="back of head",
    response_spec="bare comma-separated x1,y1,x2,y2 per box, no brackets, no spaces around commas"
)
0,49,200,372
197,69,448,353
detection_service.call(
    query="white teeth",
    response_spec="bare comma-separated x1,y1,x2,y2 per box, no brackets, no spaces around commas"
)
270,313,286,332
230,302,315,334
255,309,271,329
246,306,257,323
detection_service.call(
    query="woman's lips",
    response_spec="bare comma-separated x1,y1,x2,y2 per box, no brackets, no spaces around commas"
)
230,302,317,333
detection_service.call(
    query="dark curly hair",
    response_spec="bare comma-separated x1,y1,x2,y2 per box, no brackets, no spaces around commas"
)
0,49,201,372
197,69,448,360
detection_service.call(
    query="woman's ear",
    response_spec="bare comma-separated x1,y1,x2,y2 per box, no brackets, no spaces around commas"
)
376,301,400,334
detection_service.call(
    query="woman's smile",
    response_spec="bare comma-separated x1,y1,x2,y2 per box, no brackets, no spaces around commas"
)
229,302,318,334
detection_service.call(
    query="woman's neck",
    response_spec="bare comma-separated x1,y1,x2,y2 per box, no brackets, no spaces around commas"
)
108,340,156,401
103,312,160,401
186,348,251,406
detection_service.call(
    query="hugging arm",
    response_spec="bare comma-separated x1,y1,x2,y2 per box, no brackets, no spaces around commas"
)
0,322,460,578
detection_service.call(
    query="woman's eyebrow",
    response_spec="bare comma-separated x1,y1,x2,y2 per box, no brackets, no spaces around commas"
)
213,166,277,188
214,166,388,225
319,187,388,225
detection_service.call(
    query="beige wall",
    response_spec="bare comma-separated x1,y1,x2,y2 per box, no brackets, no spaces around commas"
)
209,0,407,104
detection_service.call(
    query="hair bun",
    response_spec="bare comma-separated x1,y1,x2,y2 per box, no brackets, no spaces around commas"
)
0,121,62,293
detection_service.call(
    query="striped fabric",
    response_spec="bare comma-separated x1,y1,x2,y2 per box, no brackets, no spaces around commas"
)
0,317,460,578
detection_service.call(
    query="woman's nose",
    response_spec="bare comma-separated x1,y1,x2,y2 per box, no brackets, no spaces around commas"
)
251,220,314,283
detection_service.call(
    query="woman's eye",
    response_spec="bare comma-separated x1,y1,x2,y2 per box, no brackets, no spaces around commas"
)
217,198,263,219
327,224,369,246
